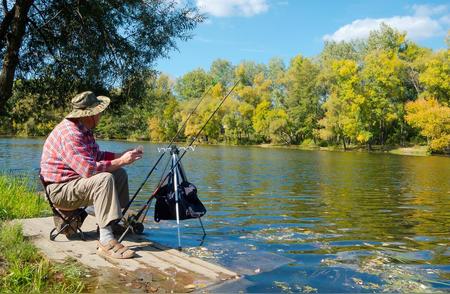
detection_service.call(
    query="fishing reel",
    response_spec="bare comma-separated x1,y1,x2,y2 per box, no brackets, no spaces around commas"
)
123,213,145,235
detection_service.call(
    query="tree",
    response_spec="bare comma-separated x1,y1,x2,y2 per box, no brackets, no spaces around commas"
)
150,97,180,142
365,23,407,54
235,72,272,106
182,83,224,142
319,60,364,149
142,73,176,113
320,40,363,64
174,68,213,100
209,59,234,87
361,49,405,147
419,50,450,105
267,57,286,107
234,61,266,86
252,99,288,143
405,98,450,153
284,54,320,144
0,0,203,113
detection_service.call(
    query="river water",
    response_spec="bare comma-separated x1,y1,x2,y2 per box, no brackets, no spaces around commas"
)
1,137,449,292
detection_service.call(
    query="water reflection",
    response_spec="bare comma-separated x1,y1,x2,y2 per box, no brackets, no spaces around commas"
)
1,138,449,292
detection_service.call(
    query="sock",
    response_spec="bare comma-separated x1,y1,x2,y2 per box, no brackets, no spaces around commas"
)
99,225,114,244
85,205,95,216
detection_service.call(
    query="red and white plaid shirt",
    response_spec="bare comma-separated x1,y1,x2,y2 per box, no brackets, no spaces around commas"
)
40,119,115,183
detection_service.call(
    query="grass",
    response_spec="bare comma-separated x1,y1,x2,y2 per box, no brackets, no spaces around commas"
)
388,145,429,156
0,175,51,219
0,174,87,293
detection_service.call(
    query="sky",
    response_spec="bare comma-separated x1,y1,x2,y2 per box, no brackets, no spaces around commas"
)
156,0,450,78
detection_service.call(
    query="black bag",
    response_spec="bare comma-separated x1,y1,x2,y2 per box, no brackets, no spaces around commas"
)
154,180,207,222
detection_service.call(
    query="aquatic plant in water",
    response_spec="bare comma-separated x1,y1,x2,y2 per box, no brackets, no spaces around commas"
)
320,251,444,293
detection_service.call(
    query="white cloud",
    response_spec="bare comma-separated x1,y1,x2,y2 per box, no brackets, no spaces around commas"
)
412,4,448,17
196,0,269,17
323,4,449,42
440,15,450,25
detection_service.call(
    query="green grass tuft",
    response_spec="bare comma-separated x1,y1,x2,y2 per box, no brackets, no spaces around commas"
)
0,174,86,293
0,175,51,220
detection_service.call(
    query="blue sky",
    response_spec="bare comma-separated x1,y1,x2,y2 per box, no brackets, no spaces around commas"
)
156,0,450,78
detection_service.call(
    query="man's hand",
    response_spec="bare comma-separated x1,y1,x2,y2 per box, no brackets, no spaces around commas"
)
119,149,142,165
109,146,144,171
115,145,144,161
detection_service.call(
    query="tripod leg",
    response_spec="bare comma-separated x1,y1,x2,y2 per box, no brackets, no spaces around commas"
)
199,217,206,236
198,217,206,246
118,225,133,243
198,217,206,236
175,199,182,251
173,154,182,251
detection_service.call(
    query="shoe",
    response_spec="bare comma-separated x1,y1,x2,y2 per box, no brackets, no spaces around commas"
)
96,239,135,259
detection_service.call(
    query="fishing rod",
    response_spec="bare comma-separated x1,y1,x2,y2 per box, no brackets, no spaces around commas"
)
121,85,213,217
118,80,240,242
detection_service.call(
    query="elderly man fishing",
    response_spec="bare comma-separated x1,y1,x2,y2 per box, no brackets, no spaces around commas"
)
40,91,143,259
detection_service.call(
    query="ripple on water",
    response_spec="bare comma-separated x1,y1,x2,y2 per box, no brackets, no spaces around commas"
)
2,138,450,293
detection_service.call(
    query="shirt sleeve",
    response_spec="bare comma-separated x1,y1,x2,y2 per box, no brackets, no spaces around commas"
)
96,149,115,161
62,130,112,178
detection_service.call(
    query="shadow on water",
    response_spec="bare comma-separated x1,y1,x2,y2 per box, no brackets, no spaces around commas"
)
1,138,449,292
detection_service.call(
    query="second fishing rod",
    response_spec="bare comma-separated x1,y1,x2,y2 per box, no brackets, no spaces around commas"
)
118,80,240,242
121,83,214,217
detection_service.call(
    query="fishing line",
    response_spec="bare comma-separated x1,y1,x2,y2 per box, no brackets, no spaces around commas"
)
121,80,239,225
118,80,240,242
121,85,213,216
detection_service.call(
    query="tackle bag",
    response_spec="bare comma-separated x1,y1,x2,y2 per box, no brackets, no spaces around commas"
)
154,180,207,222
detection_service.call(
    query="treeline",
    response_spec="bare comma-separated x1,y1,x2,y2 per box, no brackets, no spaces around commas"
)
1,25,449,153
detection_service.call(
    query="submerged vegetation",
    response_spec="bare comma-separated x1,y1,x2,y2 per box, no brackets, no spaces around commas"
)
0,175,87,293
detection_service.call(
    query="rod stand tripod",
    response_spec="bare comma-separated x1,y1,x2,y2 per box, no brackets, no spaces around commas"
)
118,145,206,250
167,145,206,251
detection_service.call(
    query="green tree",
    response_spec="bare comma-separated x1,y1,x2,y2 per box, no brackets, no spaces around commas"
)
174,68,213,100
419,50,450,105
405,98,450,153
267,57,286,107
365,23,407,53
361,49,406,147
0,0,203,113
284,54,320,144
236,72,272,106
319,60,364,149
209,59,235,87
234,61,266,86
148,97,180,142
182,84,224,142
320,40,363,64
252,100,288,143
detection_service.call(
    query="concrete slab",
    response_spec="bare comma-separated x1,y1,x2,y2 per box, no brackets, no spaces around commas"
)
17,216,240,292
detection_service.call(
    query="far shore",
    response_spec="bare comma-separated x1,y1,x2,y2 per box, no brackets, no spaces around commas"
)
258,143,433,157
2,135,445,157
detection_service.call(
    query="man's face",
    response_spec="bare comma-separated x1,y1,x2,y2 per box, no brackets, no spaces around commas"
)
93,113,101,127
88,113,102,129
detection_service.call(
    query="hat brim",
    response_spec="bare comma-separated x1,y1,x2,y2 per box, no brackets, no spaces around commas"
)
66,96,110,118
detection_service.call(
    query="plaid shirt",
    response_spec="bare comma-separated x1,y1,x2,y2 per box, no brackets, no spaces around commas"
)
40,119,115,183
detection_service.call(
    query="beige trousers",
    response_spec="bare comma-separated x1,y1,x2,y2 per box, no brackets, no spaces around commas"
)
46,168,129,228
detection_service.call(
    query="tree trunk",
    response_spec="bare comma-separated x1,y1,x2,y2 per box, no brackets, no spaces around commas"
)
0,8,15,51
0,0,33,113
341,135,346,150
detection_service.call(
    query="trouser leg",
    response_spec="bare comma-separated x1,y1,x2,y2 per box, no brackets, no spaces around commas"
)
47,170,129,228
111,168,130,208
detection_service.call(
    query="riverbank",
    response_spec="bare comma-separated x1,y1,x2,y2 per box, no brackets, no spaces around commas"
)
1,135,443,157
0,174,239,293
0,175,87,292
258,143,432,156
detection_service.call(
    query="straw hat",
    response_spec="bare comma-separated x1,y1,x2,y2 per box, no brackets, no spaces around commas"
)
66,91,110,118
